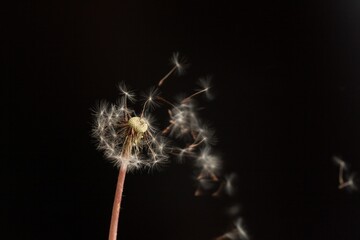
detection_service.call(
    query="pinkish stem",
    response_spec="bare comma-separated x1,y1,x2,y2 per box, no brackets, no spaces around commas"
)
109,164,127,240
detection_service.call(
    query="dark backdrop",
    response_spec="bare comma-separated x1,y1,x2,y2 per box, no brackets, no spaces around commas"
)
4,1,360,239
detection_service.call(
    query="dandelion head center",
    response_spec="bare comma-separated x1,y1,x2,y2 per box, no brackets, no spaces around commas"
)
128,117,148,133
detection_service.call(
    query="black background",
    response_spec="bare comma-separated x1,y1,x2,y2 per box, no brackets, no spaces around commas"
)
4,1,360,239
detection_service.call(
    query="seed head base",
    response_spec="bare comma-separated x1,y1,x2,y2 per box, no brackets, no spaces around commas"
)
128,117,148,133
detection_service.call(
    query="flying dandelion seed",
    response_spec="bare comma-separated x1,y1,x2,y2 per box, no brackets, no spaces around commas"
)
197,76,214,100
333,156,358,191
195,178,220,197
153,56,250,240
211,173,239,197
159,75,252,240
216,218,250,240
226,204,242,217
224,173,238,196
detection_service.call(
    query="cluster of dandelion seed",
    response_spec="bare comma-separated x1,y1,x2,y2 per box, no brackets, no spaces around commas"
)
161,78,221,182
159,76,250,239
333,156,357,191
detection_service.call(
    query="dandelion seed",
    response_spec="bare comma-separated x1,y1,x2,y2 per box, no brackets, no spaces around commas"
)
175,147,190,162
333,156,358,191
196,147,221,177
164,101,201,139
211,180,226,197
234,218,249,239
195,178,219,196
226,204,241,217
158,52,186,87
197,76,214,100
211,173,238,197
171,52,182,68
118,82,136,102
216,218,249,240
224,173,238,196
339,173,357,191
197,125,217,145
140,87,161,116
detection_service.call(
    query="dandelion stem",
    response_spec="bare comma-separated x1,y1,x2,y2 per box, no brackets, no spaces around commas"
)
109,164,127,240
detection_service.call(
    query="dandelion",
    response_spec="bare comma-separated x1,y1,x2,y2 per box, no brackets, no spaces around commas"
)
92,54,183,240
93,52,230,240
93,89,167,171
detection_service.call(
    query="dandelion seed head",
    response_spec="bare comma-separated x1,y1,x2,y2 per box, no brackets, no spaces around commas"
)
128,117,148,133
93,97,170,171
